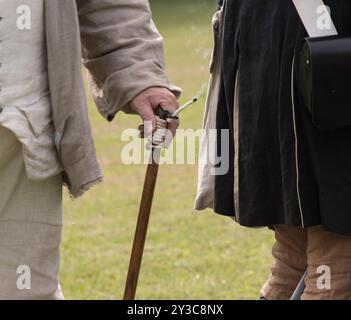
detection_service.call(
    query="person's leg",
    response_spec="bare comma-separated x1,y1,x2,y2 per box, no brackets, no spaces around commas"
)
261,225,308,300
0,126,63,299
302,226,351,300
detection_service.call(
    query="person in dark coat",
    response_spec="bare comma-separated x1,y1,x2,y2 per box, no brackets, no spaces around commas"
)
210,0,351,299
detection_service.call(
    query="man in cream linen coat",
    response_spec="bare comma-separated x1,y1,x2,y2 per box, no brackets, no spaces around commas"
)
0,0,181,299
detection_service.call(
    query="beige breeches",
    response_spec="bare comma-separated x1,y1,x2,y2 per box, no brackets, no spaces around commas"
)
0,125,63,299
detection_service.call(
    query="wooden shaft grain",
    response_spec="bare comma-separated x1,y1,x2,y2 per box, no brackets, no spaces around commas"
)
123,148,161,300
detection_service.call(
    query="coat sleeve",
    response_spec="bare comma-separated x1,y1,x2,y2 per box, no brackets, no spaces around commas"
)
76,0,182,120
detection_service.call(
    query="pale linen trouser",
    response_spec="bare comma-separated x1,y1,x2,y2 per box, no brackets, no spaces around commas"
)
261,225,351,300
0,126,64,299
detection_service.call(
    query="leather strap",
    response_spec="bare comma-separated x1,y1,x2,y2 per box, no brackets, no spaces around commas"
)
292,0,338,37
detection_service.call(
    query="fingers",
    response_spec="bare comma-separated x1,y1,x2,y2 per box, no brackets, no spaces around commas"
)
130,90,158,132
138,118,178,149
163,118,179,148
156,92,179,148
155,91,179,114
136,104,157,133
152,118,168,146
138,124,145,138
130,87,181,148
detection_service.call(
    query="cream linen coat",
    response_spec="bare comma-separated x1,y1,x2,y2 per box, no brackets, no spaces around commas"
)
45,0,181,197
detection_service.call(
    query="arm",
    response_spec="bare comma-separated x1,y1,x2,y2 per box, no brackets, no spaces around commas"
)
76,0,181,122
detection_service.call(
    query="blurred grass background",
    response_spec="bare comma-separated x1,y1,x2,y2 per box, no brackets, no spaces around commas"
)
60,0,274,299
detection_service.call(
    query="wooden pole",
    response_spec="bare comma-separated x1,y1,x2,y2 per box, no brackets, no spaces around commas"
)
123,148,161,300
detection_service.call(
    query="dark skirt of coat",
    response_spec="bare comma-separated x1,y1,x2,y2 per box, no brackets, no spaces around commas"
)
214,0,351,235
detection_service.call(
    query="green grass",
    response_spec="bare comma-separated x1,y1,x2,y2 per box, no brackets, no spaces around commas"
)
60,0,274,300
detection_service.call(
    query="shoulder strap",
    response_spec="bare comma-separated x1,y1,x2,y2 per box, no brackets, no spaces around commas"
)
292,0,338,37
